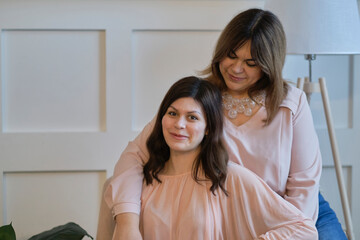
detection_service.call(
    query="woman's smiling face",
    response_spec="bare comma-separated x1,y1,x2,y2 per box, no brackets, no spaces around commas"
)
219,41,263,97
162,97,207,156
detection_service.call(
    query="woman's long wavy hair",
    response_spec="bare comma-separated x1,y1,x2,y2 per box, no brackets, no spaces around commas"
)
202,8,288,125
143,76,229,195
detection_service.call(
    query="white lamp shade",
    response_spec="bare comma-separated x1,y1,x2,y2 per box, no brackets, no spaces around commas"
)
264,0,360,54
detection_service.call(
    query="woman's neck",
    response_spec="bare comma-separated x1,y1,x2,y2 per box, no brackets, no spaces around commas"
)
225,89,249,99
163,149,199,175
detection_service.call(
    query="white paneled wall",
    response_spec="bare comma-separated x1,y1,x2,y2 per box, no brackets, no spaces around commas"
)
0,1,359,239
132,30,220,130
2,30,106,132
4,171,106,238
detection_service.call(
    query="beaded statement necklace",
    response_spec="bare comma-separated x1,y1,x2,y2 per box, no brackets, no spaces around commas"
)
222,91,266,119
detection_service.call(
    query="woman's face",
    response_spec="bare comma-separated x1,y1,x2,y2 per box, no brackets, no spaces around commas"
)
162,97,207,156
219,41,263,97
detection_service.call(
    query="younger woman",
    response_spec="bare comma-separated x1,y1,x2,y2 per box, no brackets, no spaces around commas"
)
138,76,317,239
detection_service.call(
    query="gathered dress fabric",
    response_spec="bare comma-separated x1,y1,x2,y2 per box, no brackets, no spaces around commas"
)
105,85,323,233
140,162,317,240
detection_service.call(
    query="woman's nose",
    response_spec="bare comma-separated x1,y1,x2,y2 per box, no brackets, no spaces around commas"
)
175,117,186,129
232,60,244,73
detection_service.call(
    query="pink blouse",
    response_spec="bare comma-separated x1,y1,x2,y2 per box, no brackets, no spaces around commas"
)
140,162,317,239
105,85,322,222
223,85,322,220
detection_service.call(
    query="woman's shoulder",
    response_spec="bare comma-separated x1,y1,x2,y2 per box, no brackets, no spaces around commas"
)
279,83,307,114
227,162,263,183
226,162,274,197
227,162,248,174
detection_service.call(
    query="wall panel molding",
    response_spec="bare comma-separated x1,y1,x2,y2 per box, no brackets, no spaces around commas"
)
1,29,106,133
2,170,106,238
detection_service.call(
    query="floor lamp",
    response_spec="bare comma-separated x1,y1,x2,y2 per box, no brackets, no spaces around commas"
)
264,1,360,239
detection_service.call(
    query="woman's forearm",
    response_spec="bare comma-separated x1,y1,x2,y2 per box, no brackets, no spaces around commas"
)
113,213,142,240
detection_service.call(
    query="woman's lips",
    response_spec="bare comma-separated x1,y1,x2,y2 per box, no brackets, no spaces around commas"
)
229,73,246,81
170,133,188,140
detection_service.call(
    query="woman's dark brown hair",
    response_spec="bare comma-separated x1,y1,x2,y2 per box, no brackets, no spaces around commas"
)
143,76,228,195
202,8,288,124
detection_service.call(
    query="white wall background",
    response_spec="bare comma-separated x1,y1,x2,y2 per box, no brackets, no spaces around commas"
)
0,0,359,239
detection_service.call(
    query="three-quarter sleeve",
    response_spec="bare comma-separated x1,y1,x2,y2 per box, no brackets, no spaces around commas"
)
104,119,155,217
284,91,322,221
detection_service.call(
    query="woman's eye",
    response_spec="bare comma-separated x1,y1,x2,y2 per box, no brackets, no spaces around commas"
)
245,60,257,67
227,50,237,59
168,111,176,116
189,115,198,121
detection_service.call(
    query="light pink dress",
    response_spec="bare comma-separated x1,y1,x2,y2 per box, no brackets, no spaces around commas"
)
140,162,317,239
105,84,322,222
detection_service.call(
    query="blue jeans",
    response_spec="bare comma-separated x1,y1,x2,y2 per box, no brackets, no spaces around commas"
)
316,192,347,240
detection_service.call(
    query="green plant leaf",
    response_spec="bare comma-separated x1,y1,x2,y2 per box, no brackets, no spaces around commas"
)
0,222,16,240
28,222,93,240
